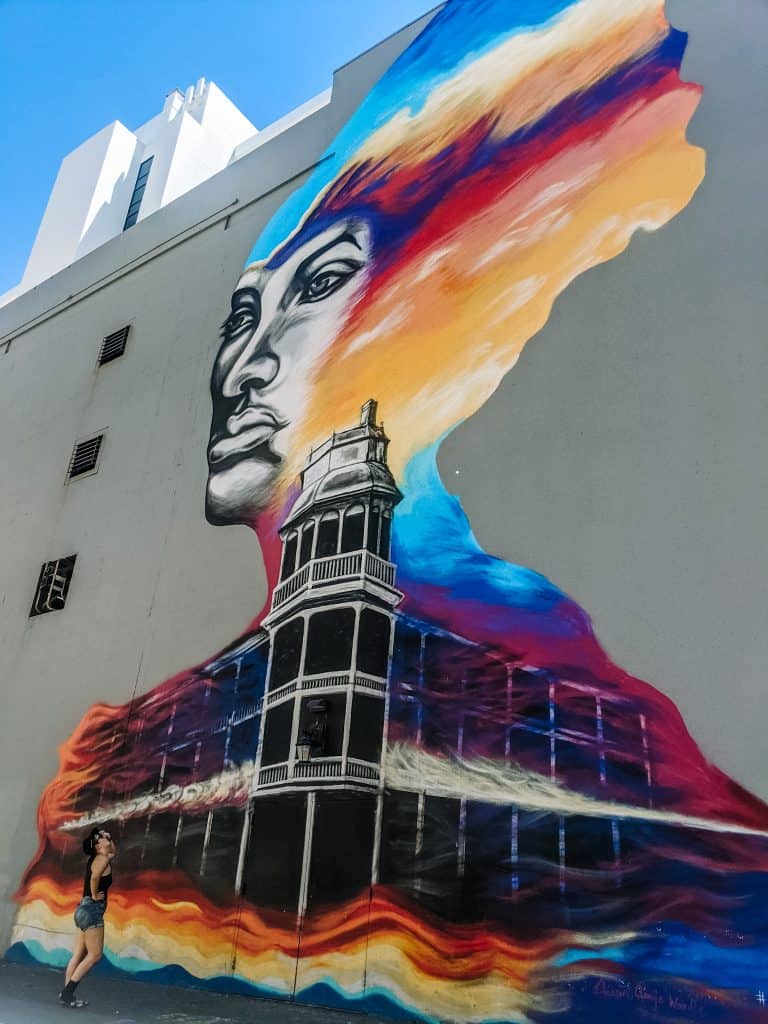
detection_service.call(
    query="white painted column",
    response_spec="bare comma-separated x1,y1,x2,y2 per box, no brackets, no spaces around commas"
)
235,801,253,896
297,792,317,921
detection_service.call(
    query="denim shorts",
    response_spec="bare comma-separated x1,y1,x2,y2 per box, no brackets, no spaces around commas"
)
74,897,105,931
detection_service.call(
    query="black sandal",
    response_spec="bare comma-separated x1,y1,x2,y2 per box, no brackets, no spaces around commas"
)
59,991,89,1008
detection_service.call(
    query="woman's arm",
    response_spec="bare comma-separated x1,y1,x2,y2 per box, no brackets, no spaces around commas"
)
89,854,107,900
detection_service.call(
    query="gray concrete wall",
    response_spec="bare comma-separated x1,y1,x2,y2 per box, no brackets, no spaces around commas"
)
0,8,435,948
439,0,768,797
0,0,765,974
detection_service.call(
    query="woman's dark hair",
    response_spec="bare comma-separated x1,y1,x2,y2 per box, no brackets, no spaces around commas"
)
82,828,102,857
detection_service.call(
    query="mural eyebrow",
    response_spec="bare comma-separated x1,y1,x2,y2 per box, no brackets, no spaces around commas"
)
280,232,363,310
229,286,261,309
220,287,261,335
297,232,362,272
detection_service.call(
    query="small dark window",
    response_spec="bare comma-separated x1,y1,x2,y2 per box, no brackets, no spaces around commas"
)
367,506,381,553
299,522,315,567
200,808,243,896
260,700,295,767
306,792,376,910
176,812,207,877
340,504,365,553
517,810,561,889
141,812,178,872
135,160,152,185
356,608,391,677
605,756,649,796
305,608,355,675
348,694,385,763
243,794,305,909
68,434,103,479
270,619,304,690
30,555,77,616
280,533,298,581
98,325,130,365
123,156,154,230
316,511,339,558
379,511,392,559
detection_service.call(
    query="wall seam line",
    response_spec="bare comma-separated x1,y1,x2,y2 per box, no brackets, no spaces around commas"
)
1,152,334,352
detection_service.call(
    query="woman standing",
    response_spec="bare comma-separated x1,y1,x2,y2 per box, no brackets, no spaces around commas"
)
59,827,116,1008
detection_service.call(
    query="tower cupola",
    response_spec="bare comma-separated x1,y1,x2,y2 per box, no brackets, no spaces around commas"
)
255,401,403,795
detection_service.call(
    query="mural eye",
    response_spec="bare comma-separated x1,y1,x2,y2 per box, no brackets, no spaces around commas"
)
300,261,361,304
222,310,255,337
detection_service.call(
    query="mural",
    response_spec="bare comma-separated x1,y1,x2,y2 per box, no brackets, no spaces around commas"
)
9,0,768,1020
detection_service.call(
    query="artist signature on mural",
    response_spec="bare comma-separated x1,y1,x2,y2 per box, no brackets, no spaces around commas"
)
591,977,706,1014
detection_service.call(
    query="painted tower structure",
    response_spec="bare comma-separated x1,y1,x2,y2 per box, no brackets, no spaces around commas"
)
238,400,404,923
257,397,402,793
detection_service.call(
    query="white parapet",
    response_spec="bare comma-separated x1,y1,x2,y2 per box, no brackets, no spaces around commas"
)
21,120,140,291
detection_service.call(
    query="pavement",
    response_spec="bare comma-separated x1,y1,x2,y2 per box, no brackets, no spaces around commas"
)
0,961,400,1024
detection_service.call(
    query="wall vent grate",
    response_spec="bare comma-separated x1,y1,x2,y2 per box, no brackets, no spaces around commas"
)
30,555,77,616
68,435,103,479
98,326,130,365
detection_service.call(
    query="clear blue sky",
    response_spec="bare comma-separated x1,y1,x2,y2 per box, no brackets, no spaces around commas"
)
0,0,434,296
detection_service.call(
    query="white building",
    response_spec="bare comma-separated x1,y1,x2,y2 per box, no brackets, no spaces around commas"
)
0,75,340,310
10,80,258,301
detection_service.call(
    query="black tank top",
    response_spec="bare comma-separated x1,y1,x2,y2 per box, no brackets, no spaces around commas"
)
83,857,113,907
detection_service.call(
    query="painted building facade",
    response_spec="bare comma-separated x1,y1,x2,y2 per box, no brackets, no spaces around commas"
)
1,3,767,1023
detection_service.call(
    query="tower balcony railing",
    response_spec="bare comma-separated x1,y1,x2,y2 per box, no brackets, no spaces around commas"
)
256,756,380,788
264,669,387,708
271,549,396,610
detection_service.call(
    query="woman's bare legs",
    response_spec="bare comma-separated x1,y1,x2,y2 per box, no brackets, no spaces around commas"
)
59,927,101,1006
64,929,86,985
70,926,104,983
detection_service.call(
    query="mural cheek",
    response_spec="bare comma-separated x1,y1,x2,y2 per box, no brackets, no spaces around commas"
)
273,320,351,484
285,286,373,461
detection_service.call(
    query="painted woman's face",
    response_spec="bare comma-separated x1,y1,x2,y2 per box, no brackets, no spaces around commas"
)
206,218,371,524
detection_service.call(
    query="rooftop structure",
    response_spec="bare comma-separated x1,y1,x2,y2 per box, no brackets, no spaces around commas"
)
2,78,341,307
14,79,256,301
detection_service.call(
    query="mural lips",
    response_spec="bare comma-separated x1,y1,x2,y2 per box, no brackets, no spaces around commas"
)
207,409,287,470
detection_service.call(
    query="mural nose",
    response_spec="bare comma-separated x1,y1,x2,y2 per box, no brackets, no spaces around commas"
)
222,341,280,399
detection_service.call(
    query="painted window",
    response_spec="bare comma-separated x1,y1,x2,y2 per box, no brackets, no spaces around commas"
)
316,511,340,558
340,504,365,553
378,510,392,559
356,609,391,677
298,521,315,567
305,792,376,908
260,702,295,767
280,533,298,581
348,694,385,763
367,505,381,553
270,619,304,689
305,608,355,675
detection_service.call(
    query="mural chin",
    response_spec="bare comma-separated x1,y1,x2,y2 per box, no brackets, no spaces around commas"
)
205,451,283,525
